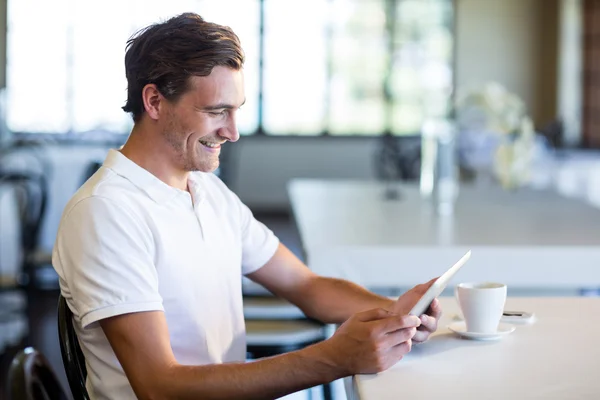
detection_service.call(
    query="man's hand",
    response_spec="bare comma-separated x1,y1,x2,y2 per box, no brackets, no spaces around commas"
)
320,308,421,375
392,278,443,344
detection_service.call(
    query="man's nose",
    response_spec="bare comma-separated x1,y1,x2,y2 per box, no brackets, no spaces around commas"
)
218,115,240,142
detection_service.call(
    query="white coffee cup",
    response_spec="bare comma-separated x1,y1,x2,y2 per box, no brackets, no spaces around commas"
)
456,282,507,333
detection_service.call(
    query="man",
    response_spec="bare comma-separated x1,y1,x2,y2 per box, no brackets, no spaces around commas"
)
53,12,441,400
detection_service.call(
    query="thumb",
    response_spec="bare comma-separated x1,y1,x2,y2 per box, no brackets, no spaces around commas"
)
417,277,439,293
355,307,396,322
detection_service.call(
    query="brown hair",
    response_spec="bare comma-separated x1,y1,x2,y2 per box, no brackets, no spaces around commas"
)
122,12,244,122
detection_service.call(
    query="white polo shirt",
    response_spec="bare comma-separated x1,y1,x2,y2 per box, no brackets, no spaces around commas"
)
52,149,279,400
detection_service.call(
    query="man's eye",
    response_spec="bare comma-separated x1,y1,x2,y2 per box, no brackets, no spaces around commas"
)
209,110,227,116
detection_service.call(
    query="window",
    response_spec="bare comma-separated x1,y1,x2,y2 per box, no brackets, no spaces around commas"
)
7,0,453,136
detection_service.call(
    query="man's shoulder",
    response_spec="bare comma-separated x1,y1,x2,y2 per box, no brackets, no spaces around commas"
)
62,167,143,220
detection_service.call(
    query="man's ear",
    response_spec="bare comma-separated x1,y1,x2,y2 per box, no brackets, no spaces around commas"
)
141,84,163,121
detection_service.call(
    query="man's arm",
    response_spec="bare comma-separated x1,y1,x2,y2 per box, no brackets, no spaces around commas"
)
247,244,441,341
101,308,420,400
247,244,393,323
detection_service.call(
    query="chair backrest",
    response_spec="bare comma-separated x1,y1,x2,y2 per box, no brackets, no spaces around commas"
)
7,346,68,400
0,171,48,256
57,295,90,400
80,161,103,186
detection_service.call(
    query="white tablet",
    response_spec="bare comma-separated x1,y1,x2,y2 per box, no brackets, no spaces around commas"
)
408,250,472,316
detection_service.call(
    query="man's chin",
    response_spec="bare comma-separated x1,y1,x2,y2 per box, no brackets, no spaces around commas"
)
194,161,220,174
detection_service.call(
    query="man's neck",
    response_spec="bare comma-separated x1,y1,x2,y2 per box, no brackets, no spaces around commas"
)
120,124,189,192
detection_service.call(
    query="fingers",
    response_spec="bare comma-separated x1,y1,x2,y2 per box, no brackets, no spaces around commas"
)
418,313,438,333
416,277,439,293
375,314,421,336
355,307,396,322
413,311,440,343
355,308,422,333
371,338,414,373
409,283,442,343
344,311,422,374
382,326,417,348
340,308,425,375
425,276,439,286
412,328,431,343
391,339,413,360
425,298,443,320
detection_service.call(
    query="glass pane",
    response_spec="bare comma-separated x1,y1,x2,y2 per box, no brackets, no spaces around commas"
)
263,0,327,135
7,0,260,135
188,0,260,135
7,0,70,133
391,0,454,135
7,0,453,137
70,0,133,133
329,0,387,135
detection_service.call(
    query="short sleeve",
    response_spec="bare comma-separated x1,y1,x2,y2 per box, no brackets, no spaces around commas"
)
53,196,163,328
239,202,280,275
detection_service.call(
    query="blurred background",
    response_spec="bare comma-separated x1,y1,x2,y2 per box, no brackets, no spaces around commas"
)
1,0,599,399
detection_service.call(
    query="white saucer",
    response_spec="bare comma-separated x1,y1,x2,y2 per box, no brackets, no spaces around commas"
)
447,321,515,341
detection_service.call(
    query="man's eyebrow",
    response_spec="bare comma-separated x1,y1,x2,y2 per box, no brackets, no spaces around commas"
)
202,98,246,111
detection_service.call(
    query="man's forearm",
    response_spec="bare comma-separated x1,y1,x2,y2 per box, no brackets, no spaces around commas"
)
155,341,342,400
294,276,395,324
246,244,395,325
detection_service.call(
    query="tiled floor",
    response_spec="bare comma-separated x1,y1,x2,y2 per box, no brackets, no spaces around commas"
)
0,212,345,400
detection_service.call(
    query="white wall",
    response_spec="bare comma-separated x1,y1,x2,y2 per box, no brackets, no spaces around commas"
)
229,137,382,209
455,0,558,126
456,0,540,107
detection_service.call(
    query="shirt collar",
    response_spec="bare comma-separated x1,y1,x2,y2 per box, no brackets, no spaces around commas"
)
102,149,187,204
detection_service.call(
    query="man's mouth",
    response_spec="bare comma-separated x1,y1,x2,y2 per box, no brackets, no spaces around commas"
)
199,140,222,148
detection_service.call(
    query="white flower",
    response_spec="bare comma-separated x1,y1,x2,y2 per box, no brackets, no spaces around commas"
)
456,81,526,136
455,82,536,189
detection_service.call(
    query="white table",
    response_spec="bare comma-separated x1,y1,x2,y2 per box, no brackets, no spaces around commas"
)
346,297,600,400
288,179,600,291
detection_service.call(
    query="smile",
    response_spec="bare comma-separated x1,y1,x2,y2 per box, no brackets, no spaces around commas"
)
199,140,222,149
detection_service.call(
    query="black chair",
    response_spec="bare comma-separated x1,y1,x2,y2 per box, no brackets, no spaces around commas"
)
80,161,103,186
57,295,90,400
7,347,69,400
0,170,49,288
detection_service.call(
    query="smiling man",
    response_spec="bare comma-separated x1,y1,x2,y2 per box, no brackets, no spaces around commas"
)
52,13,441,400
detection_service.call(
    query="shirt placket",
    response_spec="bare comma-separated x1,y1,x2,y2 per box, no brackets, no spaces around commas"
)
189,186,206,240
